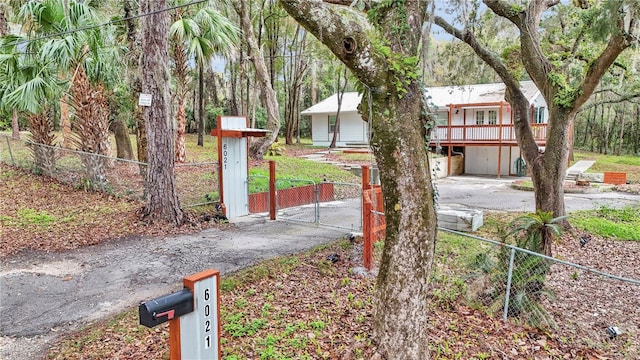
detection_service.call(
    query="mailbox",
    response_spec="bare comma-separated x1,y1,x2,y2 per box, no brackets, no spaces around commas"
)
139,288,193,328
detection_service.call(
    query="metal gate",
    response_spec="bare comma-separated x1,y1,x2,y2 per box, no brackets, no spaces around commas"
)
274,178,318,224
318,182,362,231
274,179,362,230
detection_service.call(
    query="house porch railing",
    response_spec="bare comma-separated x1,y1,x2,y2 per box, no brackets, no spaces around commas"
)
430,123,547,144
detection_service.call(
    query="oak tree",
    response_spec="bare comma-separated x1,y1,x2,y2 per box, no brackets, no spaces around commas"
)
281,1,436,358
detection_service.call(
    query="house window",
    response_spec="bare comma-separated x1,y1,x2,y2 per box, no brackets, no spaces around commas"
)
328,115,337,133
435,111,448,126
533,107,545,123
476,110,485,125
488,110,497,125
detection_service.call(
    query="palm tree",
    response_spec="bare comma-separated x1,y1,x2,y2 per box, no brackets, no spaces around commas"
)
18,0,122,188
1,34,61,176
510,210,566,257
169,1,239,162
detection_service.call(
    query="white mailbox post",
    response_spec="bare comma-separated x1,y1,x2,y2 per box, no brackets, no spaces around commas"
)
139,269,222,360
210,116,268,219
171,269,221,360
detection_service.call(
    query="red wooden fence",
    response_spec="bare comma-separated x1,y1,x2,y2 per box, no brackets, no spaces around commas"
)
362,165,386,270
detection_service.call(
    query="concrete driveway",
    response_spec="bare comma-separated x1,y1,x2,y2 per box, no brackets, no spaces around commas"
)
436,176,639,212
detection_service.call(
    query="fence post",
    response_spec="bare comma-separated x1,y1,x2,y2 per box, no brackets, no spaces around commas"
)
314,182,320,224
503,247,516,322
362,165,370,191
362,165,372,270
5,136,15,165
269,160,276,220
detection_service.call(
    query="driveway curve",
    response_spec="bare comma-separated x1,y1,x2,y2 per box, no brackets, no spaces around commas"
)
0,218,349,360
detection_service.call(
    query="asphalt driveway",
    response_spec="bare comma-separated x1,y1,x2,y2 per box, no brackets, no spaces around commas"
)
0,218,349,360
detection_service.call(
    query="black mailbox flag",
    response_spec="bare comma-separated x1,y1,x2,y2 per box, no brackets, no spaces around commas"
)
139,288,193,328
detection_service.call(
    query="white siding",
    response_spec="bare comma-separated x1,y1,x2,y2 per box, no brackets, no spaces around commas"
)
337,113,367,143
311,114,329,143
451,110,464,125
310,111,367,147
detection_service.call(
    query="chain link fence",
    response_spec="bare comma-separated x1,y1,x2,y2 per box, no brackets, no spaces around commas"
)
318,181,362,231
432,228,640,357
248,175,270,214
274,178,318,224
1,135,219,207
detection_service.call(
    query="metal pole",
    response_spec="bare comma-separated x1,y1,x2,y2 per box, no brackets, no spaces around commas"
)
5,136,15,165
314,182,320,224
503,247,516,322
269,161,276,220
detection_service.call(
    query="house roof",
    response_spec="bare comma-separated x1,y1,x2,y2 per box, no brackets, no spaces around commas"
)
301,92,362,115
427,81,540,108
301,81,541,114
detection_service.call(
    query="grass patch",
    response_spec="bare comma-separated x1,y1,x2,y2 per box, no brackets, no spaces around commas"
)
574,151,640,182
248,156,360,193
570,205,640,241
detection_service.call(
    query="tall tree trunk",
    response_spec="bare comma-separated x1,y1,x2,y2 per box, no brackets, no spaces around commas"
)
310,59,317,104
233,0,281,159
171,30,189,162
28,112,56,177
11,110,20,140
197,62,205,147
60,97,72,148
0,5,16,145
124,0,147,164
229,61,239,116
634,105,639,155
617,103,626,155
281,1,435,358
110,116,133,160
140,0,183,226
330,67,347,149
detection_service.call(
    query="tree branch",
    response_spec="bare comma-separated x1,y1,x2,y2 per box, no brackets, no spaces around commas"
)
574,28,636,110
279,0,386,88
433,16,515,88
322,0,370,10
578,91,640,112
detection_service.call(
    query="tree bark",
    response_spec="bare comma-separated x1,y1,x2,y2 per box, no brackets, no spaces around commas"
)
0,4,7,36
11,110,20,140
281,1,435,358
232,0,281,160
110,116,134,160
330,67,347,149
140,0,184,226
197,62,205,146
171,27,189,162
124,0,147,164
60,97,72,148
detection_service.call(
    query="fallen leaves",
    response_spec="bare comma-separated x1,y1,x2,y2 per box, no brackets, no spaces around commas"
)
0,164,226,257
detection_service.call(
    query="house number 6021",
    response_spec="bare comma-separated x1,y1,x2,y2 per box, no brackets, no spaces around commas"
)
222,143,228,170
203,287,212,349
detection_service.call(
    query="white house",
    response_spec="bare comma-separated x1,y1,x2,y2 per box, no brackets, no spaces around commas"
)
301,81,549,177
301,92,368,147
